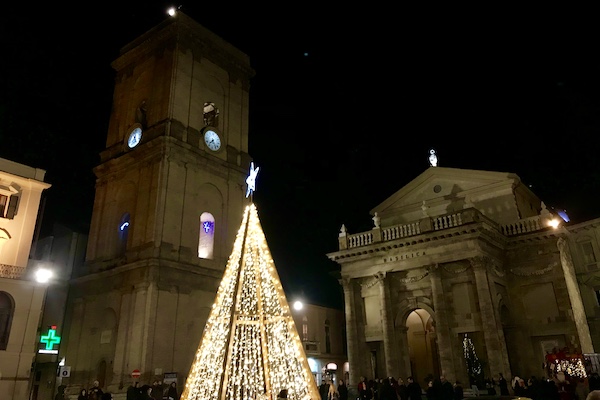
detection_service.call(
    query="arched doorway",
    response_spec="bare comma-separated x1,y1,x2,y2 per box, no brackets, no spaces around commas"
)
406,309,440,384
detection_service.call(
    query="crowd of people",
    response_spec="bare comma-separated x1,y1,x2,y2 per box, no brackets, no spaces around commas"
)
354,375,463,400
54,379,180,400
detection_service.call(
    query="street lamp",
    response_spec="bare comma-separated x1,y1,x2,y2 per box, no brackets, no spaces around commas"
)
35,267,53,284
293,300,304,311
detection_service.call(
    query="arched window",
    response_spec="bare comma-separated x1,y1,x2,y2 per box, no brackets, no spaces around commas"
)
118,213,131,255
198,212,215,259
0,291,15,350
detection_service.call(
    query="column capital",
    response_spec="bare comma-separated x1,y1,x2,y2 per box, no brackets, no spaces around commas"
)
469,255,491,270
426,263,439,273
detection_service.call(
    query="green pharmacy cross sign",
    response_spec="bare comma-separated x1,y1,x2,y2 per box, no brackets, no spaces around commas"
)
39,325,61,354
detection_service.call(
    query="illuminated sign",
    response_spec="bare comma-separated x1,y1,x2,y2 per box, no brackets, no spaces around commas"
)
39,325,61,354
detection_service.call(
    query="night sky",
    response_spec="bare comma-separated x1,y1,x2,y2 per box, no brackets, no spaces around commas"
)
3,5,600,309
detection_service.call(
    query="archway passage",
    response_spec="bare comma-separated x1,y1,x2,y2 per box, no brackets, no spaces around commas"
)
406,309,440,385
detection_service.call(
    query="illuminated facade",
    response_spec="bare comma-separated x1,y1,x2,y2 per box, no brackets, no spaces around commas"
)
328,166,600,388
0,158,51,399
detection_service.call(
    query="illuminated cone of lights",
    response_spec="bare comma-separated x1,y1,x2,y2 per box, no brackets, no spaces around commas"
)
181,203,320,400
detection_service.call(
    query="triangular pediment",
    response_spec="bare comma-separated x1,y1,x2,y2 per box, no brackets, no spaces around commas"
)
372,167,540,225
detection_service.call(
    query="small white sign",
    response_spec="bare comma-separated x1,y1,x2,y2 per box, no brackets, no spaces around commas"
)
59,366,71,377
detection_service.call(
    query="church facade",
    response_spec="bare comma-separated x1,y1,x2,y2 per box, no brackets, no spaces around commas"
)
327,165,600,388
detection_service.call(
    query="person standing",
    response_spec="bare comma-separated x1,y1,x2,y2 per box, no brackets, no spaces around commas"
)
407,376,422,400
379,378,397,400
337,379,349,400
320,380,331,400
396,377,409,400
358,376,370,400
498,373,509,395
167,382,179,400
89,381,104,400
439,376,453,400
328,380,339,400
127,382,141,400
77,389,88,400
453,381,463,400
54,385,68,400
139,385,153,400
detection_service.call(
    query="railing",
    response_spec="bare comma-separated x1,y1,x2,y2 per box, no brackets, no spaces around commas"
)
347,232,373,248
382,222,420,241
342,210,548,250
0,263,26,279
500,215,544,236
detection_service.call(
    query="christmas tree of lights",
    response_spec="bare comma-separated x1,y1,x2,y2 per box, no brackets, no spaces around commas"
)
463,334,483,384
181,164,319,400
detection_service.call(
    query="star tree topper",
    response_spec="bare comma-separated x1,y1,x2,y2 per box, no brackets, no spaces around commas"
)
246,162,259,198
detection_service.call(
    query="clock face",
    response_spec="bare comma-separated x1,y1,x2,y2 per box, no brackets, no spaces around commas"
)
204,130,221,151
128,127,142,148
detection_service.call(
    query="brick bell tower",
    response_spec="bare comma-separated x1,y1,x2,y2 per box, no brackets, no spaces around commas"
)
62,11,254,392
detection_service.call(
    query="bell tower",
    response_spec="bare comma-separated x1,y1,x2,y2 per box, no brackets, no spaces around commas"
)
63,12,254,392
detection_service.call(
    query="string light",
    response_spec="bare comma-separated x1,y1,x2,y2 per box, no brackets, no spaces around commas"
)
180,204,320,400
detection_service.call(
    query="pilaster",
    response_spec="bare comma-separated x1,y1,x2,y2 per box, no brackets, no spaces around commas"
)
557,237,594,353
428,264,456,382
470,256,509,379
375,272,400,378
342,278,359,386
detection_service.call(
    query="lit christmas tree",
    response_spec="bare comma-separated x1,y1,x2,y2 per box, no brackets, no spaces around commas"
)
181,164,319,400
463,334,483,385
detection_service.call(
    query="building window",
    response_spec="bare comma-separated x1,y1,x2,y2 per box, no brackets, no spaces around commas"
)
198,212,215,259
325,319,331,354
581,241,598,269
203,102,219,127
302,316,308,342
0,291,15,350
0,193,18,219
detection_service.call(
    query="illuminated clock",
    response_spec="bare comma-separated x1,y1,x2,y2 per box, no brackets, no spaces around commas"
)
127,127,142,148
204,129,221,151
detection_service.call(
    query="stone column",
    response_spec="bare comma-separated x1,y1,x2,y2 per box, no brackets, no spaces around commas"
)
428,264,456,382
397,326,411,379
375,272,400,378
557,237,594,353
470,256,508,379
342,278,360,386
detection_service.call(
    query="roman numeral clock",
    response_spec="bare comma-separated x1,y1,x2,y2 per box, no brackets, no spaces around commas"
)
62,12,255,391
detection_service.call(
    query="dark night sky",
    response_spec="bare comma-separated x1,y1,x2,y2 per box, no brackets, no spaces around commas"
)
3,4,600,309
